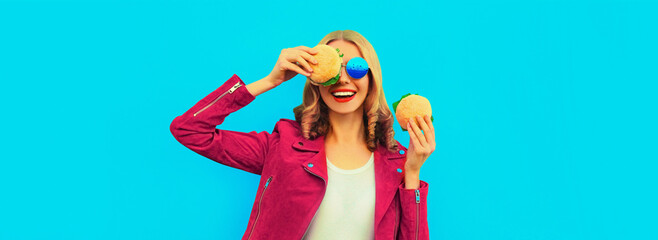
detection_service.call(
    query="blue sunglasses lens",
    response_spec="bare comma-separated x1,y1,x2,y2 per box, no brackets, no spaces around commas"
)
346,57,369,79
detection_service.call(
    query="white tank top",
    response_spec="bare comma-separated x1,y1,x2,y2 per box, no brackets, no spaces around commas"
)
302,152,376,240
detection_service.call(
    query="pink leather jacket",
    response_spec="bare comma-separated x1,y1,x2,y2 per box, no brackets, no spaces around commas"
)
170,74,430,239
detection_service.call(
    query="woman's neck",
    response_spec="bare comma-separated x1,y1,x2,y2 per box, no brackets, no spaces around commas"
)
326,106,366,146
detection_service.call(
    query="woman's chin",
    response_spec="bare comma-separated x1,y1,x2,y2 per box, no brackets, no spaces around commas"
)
327,102,365,115
321,94,366,115
330,108,357,115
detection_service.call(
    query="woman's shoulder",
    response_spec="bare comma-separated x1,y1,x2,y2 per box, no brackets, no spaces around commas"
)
271,118,302,136
269,118,316,149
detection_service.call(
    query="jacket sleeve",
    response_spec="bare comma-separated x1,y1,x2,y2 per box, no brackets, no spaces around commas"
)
397,180,429,240
169,74,270,175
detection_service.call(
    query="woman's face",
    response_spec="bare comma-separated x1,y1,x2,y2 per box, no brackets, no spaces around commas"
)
318,40,370,115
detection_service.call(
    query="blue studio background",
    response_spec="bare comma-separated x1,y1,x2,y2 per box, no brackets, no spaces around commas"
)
1,0,657,239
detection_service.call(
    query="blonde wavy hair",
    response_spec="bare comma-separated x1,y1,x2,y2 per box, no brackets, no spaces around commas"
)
293,30,398,153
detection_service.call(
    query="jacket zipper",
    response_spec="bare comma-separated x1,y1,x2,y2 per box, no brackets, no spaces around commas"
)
415,189,420,240
193,81,242,117
393,201,399,238
247,176,272,240
301,167,326,239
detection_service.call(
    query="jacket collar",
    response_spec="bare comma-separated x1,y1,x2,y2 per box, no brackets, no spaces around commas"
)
292,134,408,232
291,134,407,159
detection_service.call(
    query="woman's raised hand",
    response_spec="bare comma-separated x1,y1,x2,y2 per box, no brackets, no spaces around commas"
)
266,46,319,87
405,115,436,174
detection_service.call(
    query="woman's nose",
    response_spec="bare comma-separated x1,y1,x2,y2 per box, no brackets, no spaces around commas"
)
338,65,351,84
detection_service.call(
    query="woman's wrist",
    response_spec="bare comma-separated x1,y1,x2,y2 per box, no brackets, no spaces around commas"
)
246,76,278,97
262,75,278,87
404,170,420,189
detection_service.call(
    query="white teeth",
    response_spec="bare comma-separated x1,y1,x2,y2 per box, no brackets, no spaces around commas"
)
332,91,356,97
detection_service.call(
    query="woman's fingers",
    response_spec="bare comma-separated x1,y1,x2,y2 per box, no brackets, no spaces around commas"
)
407,122,421,149
273,46,319,82
284,49,314,73
416,115,430,134
416,115,432,148
295,56,314,73
281,61,309,76
295,45,319,55
299,50,318,65
409,117,428,148
424,115,436,150
294,46,319,67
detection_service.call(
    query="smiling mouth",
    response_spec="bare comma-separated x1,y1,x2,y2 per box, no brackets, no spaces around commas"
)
331,91,356,103
331,91,356,98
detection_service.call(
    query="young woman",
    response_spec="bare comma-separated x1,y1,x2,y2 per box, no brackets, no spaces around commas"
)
170,30,434,240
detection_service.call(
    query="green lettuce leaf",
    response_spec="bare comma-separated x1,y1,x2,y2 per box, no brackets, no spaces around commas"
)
392,93,413,114
321,72,340,86
319,47,343,86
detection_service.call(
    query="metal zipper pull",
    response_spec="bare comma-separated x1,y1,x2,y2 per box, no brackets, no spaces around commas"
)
415,189,420,240
247,175,273,240
228,82,242,93
265,176,272,189
193,81,242,117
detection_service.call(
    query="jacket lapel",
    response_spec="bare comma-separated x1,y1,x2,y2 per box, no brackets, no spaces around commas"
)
293,135,328,182
292,135,407,232
374,143,407,231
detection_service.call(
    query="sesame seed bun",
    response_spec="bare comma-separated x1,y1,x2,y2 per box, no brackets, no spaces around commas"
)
308,44,342,86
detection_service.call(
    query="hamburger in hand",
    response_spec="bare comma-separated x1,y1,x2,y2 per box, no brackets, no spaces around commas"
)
392,93,434,131
307,44,343,86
